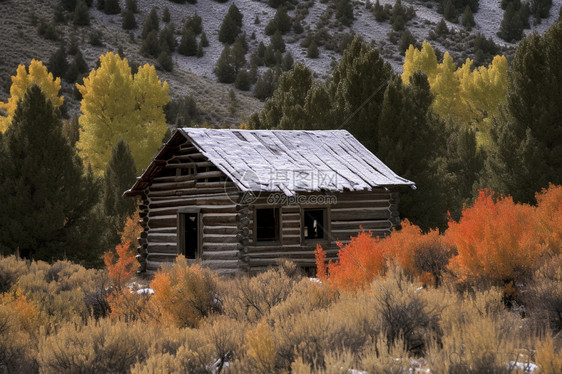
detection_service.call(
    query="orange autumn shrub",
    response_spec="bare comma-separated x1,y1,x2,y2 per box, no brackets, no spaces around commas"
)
315,231,387,292
104,241,144,321
104,241,138,289
315,221,451,292
119,209,142,251
446,189,544,286
534,184,562,255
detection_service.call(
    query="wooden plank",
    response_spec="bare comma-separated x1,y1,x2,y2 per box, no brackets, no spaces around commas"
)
330,208,390,221
330,220,392,231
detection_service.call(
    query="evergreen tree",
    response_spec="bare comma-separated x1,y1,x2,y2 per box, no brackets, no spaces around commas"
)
185,14,203,35
265,6,292,35
104,138,137,223
253,69,276,101
159,24,177,52
335,0,354,26
218,14,240,44
373,0,389,21
399,29,416,53
141,30,161,57
73,0,90,26
178,28,198,56
126,0,138,13
227,3,243,27
377,72,449,230
282,51,294,71
250,64,314,130
48,45,68,79
0,85,102,264
231,36,247,73
498,2,524,42
483,22,562,203
162,7,171,23
235,70,252,91
122,10,137,30
158,50,173,71
307,39,319,58
103,0,120,15
270,30,286,53
444,0,457,22
142,8,159,40
102,138,137,250
462,5,475,30
214,45,236,83
63,113,80,147
200,31,209,47
435,18,449,35
329,37,394,152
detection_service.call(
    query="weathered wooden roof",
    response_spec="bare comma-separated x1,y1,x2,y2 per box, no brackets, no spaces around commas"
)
125,128,414,196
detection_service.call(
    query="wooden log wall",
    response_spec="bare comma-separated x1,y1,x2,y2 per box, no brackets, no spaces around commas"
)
140,139,245,275
245,190,400,273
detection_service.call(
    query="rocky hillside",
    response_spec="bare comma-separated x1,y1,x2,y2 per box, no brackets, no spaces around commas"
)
0,0,560,125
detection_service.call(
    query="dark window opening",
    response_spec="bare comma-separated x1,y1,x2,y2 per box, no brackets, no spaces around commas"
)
196,166,207,174
303,209,325,240
256,208,280,242
160,167,177,177
180,167,193,176
182,213,198,259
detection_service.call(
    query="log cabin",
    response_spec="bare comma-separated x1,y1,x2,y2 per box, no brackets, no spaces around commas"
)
124,128,415,275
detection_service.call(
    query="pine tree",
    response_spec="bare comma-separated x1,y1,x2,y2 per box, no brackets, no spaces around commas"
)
282,51,294,71
330,37,394,152
200,31,209,47
483,22,562,203
159,24,177,53
162,7,171,23
103,0,121,15
73,0,90,26
231,36,247,73
252,69,276,101
250,63,314,130
104,139,137,223
63,113,80,147
142,8,159,40
373,0,388,21
48,45,68,80
498,2,524,42
178,28,198,56
0,85,102,264
141,30,161,57
462,5,475,30
444,0,457,22
122,10,137,30
227,3,243,27
270,30,286,53
214,45,236,83
335,0,354,26
158,50,173,71
377,72,449,230
235,70,252,91
307,39,319,58
126,0,138,13
218,13,240,44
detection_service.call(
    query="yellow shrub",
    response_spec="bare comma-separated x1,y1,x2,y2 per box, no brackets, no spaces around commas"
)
150,256,219,328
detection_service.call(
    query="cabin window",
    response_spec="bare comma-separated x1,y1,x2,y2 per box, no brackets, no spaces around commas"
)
256,208,280,242
303,209,326,240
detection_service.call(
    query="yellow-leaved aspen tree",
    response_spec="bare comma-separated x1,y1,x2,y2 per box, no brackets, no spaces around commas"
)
76,52,170,174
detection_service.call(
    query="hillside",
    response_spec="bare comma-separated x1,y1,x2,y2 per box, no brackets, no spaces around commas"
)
0,0,561,125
